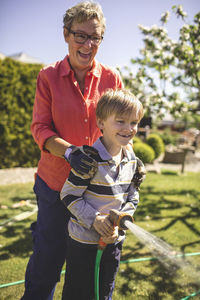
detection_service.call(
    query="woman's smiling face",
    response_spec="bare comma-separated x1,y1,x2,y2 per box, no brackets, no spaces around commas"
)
64,18,102,72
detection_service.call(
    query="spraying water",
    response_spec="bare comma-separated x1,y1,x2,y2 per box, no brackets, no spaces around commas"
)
124,220,200,284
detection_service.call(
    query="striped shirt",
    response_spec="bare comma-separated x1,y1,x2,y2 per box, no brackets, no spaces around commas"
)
60,138,139,244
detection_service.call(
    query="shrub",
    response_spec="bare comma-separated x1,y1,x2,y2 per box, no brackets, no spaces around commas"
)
146,134,165,159
133,136,141,144
157,129,180,146
133,142,155,164
0,58,42,168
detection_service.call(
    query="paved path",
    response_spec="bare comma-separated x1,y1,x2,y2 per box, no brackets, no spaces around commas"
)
0,167,37,185
0,158,200,186
146,161,200,173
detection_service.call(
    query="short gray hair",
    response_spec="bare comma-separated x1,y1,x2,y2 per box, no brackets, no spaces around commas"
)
63,1,106,35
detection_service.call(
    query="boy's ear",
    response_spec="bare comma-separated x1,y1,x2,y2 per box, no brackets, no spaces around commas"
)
97,118,104,130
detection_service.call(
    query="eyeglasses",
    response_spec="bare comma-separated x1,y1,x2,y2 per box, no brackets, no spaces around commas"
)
67,28,103,46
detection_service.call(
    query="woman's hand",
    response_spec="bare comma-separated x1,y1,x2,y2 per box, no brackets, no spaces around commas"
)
64,145,99,178
44,136,99,178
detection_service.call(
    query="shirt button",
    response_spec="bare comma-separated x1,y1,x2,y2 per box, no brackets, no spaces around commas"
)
84,119,88,122
86,87,88,90
85,136,89,140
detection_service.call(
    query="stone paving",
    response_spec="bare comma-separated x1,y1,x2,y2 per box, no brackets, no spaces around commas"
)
0,154,200,186
0,167,37,185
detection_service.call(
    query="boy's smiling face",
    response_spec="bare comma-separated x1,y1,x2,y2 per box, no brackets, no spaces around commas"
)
97,111,139,155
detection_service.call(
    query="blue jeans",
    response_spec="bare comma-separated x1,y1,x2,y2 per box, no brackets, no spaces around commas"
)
62,238,123,300
21,175,70,300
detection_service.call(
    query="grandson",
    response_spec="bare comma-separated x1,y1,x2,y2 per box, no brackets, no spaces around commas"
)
60,88,144,300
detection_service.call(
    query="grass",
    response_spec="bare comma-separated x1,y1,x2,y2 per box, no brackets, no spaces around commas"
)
0,172,200,299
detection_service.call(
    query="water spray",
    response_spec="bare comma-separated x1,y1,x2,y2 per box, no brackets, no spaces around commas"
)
93,158,200,299
94,209,200,300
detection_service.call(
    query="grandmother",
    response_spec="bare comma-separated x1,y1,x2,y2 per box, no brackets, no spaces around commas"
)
21,1,123,299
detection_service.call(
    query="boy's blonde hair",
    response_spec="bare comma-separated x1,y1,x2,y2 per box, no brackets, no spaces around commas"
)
63,1,106,35
96,89,144,121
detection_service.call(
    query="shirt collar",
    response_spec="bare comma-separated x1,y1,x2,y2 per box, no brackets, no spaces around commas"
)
60,55,101,78
123,145,136,161
93,138,112,161
93,138,136,163
60,55,71,77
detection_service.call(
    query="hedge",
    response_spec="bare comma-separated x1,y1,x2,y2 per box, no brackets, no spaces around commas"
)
0,58,42,168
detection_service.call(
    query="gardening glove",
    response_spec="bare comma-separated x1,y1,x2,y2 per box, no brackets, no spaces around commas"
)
132,157,146,190
64,145,99,178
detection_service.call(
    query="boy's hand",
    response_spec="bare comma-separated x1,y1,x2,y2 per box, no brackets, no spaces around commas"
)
101,226,119,244
93,215,114,237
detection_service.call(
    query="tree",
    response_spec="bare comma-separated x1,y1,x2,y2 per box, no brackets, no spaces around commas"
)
119,6,200,127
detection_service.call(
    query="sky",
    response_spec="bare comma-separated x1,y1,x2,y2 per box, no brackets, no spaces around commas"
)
0,0,199,69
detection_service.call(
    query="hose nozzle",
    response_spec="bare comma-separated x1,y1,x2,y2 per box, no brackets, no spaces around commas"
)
109,209,133,230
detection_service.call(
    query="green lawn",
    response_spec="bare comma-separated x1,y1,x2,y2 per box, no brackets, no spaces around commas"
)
0,171,200,300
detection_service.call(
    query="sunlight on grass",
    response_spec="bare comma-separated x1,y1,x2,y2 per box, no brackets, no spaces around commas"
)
0,173,200,300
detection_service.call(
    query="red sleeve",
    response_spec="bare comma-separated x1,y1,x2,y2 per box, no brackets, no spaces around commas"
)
31,71,58,151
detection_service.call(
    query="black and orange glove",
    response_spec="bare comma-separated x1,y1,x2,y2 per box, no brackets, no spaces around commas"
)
132,157,146,190
64,145,99,177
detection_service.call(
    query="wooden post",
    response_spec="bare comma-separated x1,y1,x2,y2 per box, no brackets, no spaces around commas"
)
181,149,187,173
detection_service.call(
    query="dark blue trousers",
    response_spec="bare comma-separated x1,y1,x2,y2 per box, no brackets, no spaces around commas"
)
61,238,123,300
21,175,70,300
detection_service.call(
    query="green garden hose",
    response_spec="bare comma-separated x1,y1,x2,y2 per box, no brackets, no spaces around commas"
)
1,252,200,300
94,238,107,300
180,290,200,300
94,249,104,300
